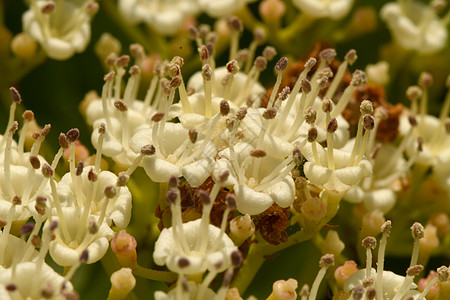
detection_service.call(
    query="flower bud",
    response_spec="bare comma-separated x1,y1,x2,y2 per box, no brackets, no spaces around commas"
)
111,230,138,268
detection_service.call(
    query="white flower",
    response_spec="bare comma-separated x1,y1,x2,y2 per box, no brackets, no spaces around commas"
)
0,165,52,222
343,143,406,213
198,0,253,18
302,143,372,193
22,0,97,60
214,142,295,215
57,166,132,229
344,268,421,300
155,281,217,300
154,219,237,275
292,0,354,20
45,206,114,266
366,61,390,86
118,0,198,35
130,123,217,187
0,261,74,299
381,1,448,54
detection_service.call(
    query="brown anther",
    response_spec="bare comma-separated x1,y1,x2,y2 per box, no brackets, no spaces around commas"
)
408,114,418,127
12,195,22,205
202,64,212,81
236,107,247,120
418,72,433,89
352,286,364,300
104,71,115,82
199,45,209,61
351,70,367,87
117,172,129,187
178,257,190,268
301,78,312,94
151,112,165,122
327,118,338,133
293,148,302,165
406,86,422,101
231,250,243,267
31,235,42,248
198,190,211,205
250,149,266,158
263,107,277,119
305,107,316,124
262,46,277,61
88,168,97,182
80,249,89,264
305,57,317,69
319,254,335,268
226,194,236,210
170,76,182,89
66,128,80,143
381,220,392,235
20,222,34,235
363,115,375,130
76,161,84,176
114,100,128,112
275,56,288,72
41,164,54,178
129,65,140,76
141,144,156,155
417,137,423,152
22,110,34,121
59,133,69,149
278,86,290,101
361,236,377,249
411,222,425,239
322,97,333,113
220,100,230,116
253,27,266,44
228,16,243,32
129,43,145,59
168,176,178,188
88,221,99,235
254,56,267,71
9,121,18,134
41,2,55,13
219,170,229,183
104,185,117,199
345,49,358,65
29,155,41,169
308,127,318,142
226,60,239,74
406,265,423,276
318,48,337,64
10,87,22,103
115,55,130,68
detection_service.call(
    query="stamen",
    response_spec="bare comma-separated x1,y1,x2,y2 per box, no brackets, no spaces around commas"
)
267,57,288,109
300,285,309,300
125,144,156,176
228,17,243,61
406,85,422,115
3,121,18,200
244,27,266,73
202,64,213,118
309,254,334,300
392,265,423,300
325,49,357,99
114,56,130,99
122,65,141,105
376,221,391,300
114,99,129,151
224,60,239,100
18,110,34,156
331,70,367,118
410,222,425,267
361,236,377,279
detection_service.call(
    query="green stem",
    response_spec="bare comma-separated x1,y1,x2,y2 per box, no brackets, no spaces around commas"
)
133,264,177,282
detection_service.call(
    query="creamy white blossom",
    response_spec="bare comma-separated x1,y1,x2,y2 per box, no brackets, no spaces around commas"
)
22,0,97,60
118,0,198,35
381,1,448,54
292,0,354,20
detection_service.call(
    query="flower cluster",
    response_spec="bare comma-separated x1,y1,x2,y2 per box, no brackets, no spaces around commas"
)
1,0,450,299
